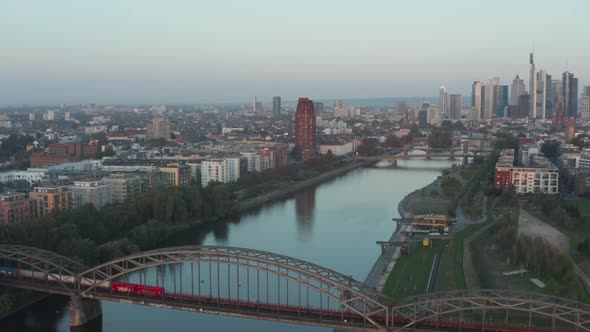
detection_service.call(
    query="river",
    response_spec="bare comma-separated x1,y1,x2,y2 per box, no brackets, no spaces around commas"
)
5,158,457,332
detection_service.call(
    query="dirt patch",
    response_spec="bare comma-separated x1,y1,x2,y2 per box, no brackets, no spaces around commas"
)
518,209,570,254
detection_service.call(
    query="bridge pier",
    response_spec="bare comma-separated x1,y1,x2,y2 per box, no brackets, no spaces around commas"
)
69,296,102,327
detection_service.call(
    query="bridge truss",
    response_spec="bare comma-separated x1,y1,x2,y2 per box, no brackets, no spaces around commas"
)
2,245,590,331
77,246,392,330
391,289,590,331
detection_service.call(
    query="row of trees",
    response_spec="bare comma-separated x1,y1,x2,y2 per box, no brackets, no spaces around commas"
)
527,194,583,231
0,183,238,266
237,153,343,199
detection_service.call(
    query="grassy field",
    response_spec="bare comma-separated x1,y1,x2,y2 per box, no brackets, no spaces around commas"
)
436,223,487,291
382,240,445,299
572,200,590,217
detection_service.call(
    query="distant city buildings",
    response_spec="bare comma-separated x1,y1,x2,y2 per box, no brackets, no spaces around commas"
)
427,107,440,125
0,193,31,224
313,102,324,114
395,101,408,115
103,173,141,203
533,70,550,119
439,86,448,118
31,142,98,168
272,96,281,117
483,77,499,120
334,100,348,118
147,117,171,140
471,81,483,121
253,96,263,113
71,181,112,209
563,71,579,118
448,94,461,120
29,185,73,218
159,164,191,186
529,53,537,118
418,109,428,127
494,85,509,118
495,149,558,195
581,86,590,120
565,117,577,142
200,159,239,186
510,75,526,106
295,98,316,161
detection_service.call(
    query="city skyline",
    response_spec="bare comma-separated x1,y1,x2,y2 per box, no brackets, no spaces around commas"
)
2,0,589,105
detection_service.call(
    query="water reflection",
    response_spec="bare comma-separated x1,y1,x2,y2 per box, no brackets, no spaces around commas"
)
3,295,69,332
4,162,454,332
294,187,316,238
70,317,102,332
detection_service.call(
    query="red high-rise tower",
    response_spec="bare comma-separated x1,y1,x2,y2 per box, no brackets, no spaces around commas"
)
295,98,316,161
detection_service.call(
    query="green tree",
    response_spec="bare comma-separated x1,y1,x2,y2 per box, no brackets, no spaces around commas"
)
384,134,401,148
571,135,590,149
541,140,560,160
429,126,452,148
356,138,381,156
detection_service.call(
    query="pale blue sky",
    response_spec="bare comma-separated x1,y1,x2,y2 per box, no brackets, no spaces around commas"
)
1,0,588,105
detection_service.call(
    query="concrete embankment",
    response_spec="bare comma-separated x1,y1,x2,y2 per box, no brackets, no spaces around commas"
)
362,176,424,290
239,161,370,213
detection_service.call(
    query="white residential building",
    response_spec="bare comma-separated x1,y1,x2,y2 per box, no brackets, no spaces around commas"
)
225,158,240,183
70,180,112,209
0,169,47,185
103,173,141,203
240,152,262,173
46,159,103,172
519,145,540,166
509,166,558,194
201,159,227,186
319,139,360,156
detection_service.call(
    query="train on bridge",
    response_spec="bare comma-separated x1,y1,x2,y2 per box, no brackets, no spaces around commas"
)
0,266,575,332
0,266,164,297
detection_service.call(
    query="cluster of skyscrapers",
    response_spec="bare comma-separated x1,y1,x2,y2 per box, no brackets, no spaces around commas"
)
437,53,587,122
466,53,586,122
439,87,463,120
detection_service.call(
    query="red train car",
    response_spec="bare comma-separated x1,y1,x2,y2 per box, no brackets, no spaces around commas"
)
112,281,137,293
136,285,164,297
111,281,164,297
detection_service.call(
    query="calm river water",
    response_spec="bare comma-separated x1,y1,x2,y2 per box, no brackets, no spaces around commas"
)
6,158,456,332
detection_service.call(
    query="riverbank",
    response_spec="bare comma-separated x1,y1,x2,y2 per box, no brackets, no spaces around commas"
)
156,161,371,238
363,166,450,291
239,160,370,212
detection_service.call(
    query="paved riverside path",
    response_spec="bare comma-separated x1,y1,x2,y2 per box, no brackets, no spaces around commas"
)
363,230,401,291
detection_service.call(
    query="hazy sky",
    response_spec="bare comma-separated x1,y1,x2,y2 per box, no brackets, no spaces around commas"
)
1,0,588,105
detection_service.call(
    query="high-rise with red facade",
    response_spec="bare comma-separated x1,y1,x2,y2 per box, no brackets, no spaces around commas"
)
295,98,316,161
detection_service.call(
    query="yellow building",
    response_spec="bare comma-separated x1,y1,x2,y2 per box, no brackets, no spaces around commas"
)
159,164,191,187
29,186,73,218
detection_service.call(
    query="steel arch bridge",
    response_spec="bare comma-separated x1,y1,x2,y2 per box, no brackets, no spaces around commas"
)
2,245,590,331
